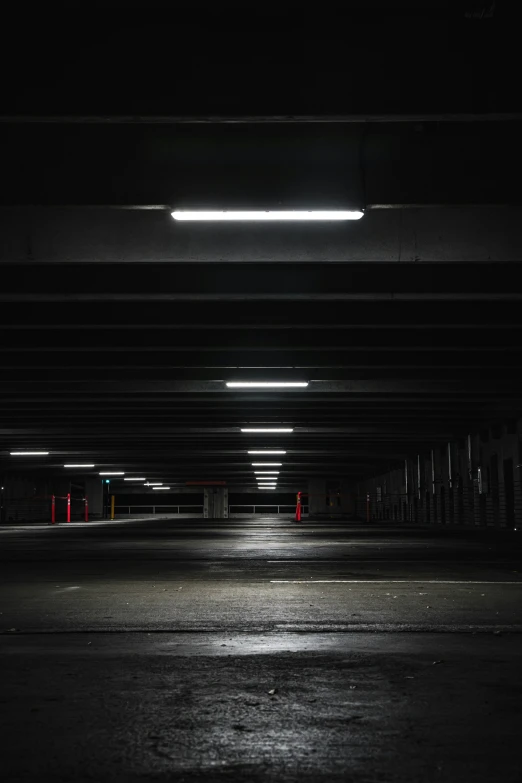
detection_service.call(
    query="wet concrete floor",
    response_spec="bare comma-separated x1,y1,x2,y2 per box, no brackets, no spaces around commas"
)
1,517,521,781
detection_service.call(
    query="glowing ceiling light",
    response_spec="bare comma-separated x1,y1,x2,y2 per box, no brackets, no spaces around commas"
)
172,210,363,221
99,471,124,476
252,463,282,466
64,464,95,468
254,471,280,475
144,482,162,486
10,451,49,456
248,450,286,455
241,428,293,433
124,477,146,481
153,486,171,490
226,382,308,388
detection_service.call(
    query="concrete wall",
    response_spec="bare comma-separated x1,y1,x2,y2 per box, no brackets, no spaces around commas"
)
355,418,522,528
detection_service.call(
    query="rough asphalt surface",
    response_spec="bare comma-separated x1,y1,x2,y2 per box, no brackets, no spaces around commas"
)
1,517,521,782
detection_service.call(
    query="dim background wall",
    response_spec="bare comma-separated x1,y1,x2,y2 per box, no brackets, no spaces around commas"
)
355,417,522,528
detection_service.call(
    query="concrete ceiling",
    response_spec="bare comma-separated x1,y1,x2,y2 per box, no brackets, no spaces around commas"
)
1,2,521,491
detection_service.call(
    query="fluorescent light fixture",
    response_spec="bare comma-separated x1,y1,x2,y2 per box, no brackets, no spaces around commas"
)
64,464,95,468
252,463,282,466
248,450,286,455
10,451,49,456
254,471,280,475
99,471,124,476
259,487,277,490
172,210,363,221
124,477,146,481
226,382,308,388
144,482,162,486
241,428,293,433
153,486,171,490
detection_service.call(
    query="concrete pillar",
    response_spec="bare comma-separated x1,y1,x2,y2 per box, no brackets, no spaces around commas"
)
498,433,518,528
340,481,354,516
85,477,103,519
308,479,326,515
203,487,228,518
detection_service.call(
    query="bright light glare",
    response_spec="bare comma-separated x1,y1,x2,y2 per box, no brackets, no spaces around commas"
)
226,382,308,388
248,450,286,455
99,472,124,475
172,211,363,221
153,486,171,490
252,463,282,466
10,451,49,456
124,477,146,481
241,428,293,433
255,471,280,474
64,464,95,468
145,482,162,486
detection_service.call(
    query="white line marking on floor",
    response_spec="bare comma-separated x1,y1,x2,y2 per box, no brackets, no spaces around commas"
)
270,580,522,584
266,560,517,564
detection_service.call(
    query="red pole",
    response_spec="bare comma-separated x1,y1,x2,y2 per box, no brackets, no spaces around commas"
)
51,495,55,524
295,491,302,522
67,492,71,523
366,493,370,523
84,495,89,523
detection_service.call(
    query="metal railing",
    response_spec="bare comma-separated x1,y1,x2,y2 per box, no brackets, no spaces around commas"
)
115,503,307,518
229,504,308,516
114,504,204,516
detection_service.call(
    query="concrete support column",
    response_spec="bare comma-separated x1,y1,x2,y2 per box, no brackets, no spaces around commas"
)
308,479,326,515
340,481,354,516
85,477,103,520
203,487,228,518
431,448,444,524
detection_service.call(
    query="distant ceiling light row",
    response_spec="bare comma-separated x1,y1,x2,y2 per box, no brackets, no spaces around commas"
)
248,450,286,455
227,382,308,389
241,428,293,433
10,451,49,456
172,211,363,222
252,463,282,466
99,471,124,476
64,464,95,468
153,486,171,490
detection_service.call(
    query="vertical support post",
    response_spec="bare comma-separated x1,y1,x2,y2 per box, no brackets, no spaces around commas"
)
66,493,71,523
110,495,115,520
84,495,89,522
366,492,370,522
295,491,302,522
51,494,56,524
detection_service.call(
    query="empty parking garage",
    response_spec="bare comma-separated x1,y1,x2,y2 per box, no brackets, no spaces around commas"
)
1,5,522,782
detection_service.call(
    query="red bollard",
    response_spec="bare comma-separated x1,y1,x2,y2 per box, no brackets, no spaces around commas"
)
67,492,71,523
295,491,302,522
84,495,89,523
51,495,56,524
